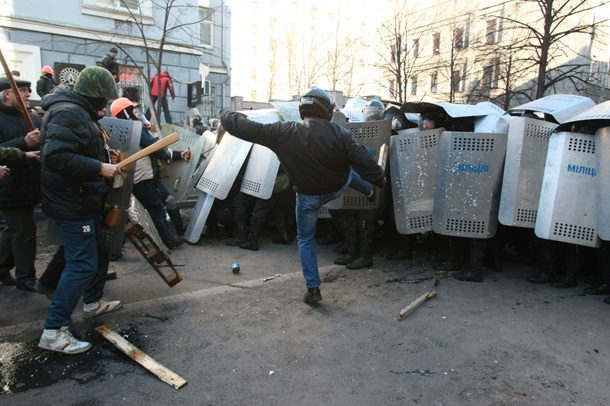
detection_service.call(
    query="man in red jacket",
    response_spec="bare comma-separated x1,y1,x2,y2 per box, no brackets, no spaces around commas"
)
147,71,175,124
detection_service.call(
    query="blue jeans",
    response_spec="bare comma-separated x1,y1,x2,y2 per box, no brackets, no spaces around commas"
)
296,172,366,288
45,217,109,329
348,170,373,196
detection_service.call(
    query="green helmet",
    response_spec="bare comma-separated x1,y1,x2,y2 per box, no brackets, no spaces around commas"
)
74,66,118,100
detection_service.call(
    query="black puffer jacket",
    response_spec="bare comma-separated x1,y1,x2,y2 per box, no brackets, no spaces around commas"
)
40,84,110,220
220,110,384,196
0,102,42,209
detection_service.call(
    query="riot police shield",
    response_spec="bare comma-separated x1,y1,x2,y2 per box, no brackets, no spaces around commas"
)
507,94,595,124
433,131,507,238
325,119,391,210
597,126,610,240
99,117,142,257
158,124,209,202
498,117,559,228
535,131,600,247
390,128,442,234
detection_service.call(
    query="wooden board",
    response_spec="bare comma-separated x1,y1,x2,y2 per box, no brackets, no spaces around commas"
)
96,324,187,389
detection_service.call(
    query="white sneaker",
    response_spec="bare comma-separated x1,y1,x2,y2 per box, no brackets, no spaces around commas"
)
83,298,123,319
38,327,92,355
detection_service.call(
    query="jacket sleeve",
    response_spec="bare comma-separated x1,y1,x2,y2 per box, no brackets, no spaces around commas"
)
138,128,172,160
168,78,175,98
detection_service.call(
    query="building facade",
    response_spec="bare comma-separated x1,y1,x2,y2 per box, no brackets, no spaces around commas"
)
384,0,610,107
0,0,231,124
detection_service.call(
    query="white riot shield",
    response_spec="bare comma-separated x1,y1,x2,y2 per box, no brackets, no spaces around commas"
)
433,132,507,238
185,192,216,244
239,110,283,199
240,144,280,199
99,117,142,257
535,131,600,247
196,133,252,199
507,95,595,124
185,130,219,194
158,124,209,202
596,127,610,240
326,119,392,210
498,117,558,228
271,101,301,123
390,128,442,234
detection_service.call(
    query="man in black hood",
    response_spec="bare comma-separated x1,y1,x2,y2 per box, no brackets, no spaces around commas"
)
38,66,123,355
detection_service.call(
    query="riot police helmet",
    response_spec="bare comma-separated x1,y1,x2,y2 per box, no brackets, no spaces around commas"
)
363,99,385,122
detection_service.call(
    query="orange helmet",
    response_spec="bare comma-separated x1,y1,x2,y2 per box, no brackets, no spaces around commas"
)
42,65,54,75
110,97,137,117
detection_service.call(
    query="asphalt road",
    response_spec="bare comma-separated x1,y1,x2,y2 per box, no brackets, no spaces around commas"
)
1,214,609,405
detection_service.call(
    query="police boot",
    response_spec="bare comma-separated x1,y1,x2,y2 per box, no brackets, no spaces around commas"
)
433,237,463,271
483,232,503,272
453,239,485,282
226,217,247,246
552,245,580,288
347,219,374,270
271,212,291,244
584,241,610,295
387,234,416,260
334,216,359,265
528,240,557,284
240,218,265,251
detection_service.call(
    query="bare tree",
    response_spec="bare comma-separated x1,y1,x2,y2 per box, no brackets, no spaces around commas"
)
500,0,609,99
109,0,223,121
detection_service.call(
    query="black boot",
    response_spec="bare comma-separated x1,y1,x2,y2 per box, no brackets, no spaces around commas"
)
240,218,265,251
271,212,291,244
387,234,415,260
334,214,358,265
584,241,610,295
552,244,580,288
528,239,557,283
347,218,374,270
226,217,247,246
434,237,463,271
303,287,322,303
453,239,486,282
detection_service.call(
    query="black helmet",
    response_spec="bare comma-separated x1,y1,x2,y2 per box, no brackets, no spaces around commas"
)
299,87,335,120
363,99,384,122
192,114,202,125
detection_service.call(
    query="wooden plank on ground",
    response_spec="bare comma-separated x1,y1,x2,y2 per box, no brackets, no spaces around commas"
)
96,324,187,389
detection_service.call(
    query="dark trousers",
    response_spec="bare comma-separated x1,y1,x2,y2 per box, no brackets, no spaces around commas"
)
0,206,37,283
147,96,172,124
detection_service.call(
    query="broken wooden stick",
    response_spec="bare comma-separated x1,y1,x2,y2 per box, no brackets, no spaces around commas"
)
96,324,187,389
397,290,437,321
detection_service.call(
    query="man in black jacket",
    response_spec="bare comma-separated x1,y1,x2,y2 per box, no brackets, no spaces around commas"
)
0,76,42,291
38,66,123,355
101,47,120,83
220,87,385,304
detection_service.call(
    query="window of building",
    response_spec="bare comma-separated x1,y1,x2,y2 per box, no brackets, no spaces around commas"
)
430,73,438,93
82,0,152,22
482,65,493,88
251,71,257,82
389,79,396,98
199,7,214,46
452,69,465,92
411,76,418,95
252,46,258,59
432,33,440,55
252,24,258,37
412,38,420,58
270,18,277,31
454,28,464,49
251,90,257,100
391,44,396,63
486,19,497,45
252,1,258,12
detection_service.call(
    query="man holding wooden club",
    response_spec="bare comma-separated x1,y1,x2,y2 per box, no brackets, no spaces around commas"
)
38,66,123,354
0,76,43,291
